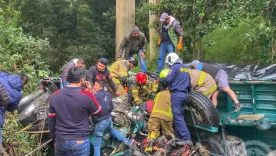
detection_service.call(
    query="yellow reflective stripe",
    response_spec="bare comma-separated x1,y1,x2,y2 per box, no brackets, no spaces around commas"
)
153,109,173,117
112,77,121,84
197,71,205,86
119,72,128,77
203,84,217,95
180,68,189,73
152,93,173,117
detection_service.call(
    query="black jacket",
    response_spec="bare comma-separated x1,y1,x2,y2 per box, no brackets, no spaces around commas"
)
86,66,117,93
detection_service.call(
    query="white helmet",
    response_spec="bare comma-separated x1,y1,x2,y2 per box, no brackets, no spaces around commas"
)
165,53,183,67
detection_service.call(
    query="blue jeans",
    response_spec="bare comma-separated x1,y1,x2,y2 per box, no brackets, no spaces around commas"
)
93,117,127,156
55,139,90,156
171,93,191,141
157,43,175,74
128,49,147,73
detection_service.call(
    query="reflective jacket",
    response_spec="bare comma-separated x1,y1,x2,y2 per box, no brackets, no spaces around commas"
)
161,63,191,94
150,90,172,121
188,69,217,97
132,79,158,105
109,59,130,85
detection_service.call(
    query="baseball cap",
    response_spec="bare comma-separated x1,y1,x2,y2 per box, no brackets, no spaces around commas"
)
99,58,108,66
160,13,169,22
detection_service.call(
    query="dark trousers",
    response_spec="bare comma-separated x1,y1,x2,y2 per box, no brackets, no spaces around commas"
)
171,93,191,141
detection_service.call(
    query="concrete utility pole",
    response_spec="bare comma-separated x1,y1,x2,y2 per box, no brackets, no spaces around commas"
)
115,0,135,59
149,0,160,60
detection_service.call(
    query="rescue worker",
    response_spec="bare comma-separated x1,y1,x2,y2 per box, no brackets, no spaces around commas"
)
157,12,183,74
131,72,158,106
161,68,217,98
86,58,119,95
144,81,174,152
61,58,85,87
109,57,138,99
191,60,243,112
117,26,148,73
160,53,192,144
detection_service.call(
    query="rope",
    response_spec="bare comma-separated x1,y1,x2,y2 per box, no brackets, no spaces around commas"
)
24,139,52,156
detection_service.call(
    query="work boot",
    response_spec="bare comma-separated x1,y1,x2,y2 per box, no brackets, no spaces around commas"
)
234,103,243,112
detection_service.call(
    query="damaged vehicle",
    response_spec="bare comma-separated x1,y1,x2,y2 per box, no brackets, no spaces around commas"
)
17,63,276,155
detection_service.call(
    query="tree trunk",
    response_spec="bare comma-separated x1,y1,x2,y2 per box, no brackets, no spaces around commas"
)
149,0,160,60
115,0,135,59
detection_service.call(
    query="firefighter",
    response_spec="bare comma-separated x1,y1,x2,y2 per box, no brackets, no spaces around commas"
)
109,57,138,100
191,60,242,111
144,81,174,152
160,53,192,145
131,72,158,106
161,68,217,98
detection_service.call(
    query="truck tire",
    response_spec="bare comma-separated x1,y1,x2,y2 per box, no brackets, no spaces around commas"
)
202,135,247,156
186,91,219,127
17,90,45,113
18,93,50,126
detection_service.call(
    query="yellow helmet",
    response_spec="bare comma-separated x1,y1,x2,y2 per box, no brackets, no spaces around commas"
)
159,68,170,78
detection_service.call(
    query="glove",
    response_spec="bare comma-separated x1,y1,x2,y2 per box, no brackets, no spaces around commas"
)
176,43,183,51
157,38,161,46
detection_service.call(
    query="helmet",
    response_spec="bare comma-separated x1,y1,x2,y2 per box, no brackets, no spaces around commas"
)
136,72,147,85
128,57,138,67
165,53,182,67
159,68,170,78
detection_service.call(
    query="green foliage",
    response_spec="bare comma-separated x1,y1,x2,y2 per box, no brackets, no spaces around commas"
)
0,11,51,154
3,112,40,155
0,17,51,93
16,0,117,72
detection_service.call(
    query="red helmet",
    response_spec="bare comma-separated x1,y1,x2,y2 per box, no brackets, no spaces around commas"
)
136,72,147,85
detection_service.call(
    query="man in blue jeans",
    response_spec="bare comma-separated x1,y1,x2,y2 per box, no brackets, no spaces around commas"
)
48,67,102,156
92,80,133,156
157,12,184,74
117,26,147,73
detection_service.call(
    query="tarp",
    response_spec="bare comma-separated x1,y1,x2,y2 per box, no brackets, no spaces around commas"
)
184,62,276,80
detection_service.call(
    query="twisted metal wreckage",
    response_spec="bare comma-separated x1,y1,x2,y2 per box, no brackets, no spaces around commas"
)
17,61,276,155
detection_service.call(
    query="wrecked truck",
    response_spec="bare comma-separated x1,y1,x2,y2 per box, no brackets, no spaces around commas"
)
16,63,276,155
